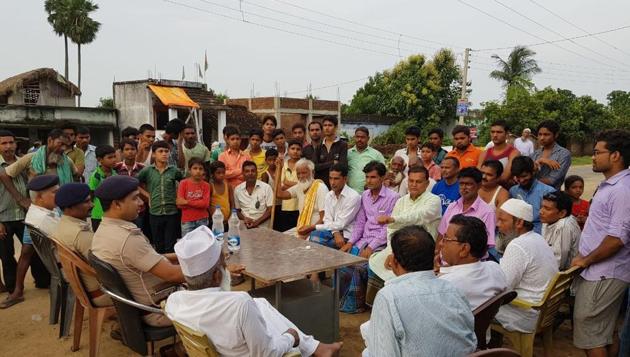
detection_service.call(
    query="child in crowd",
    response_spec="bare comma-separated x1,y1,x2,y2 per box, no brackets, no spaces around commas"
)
420,143,441,181
393,125,422,171
138,140,184,253
89,145,118,231
261,148,279,188
260,115,278,151
275,140,302,231
564,175,589,229
218,126,251,189
209,160,233,228
245,128,267,179
383,156,406,193
177,158,211,235
272,128,288,158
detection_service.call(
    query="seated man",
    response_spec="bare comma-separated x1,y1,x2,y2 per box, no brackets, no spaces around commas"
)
495,199,558,333
91,175,186,327
339,161,398,313
53,182,112,307
306,163,361,249
276,158,329,238
361,225,477,356
540,191,580,270
234,161,274,229
164,228,342,357
438,214,507,310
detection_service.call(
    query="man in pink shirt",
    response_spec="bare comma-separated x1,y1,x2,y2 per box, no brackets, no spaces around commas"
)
218,126,251,189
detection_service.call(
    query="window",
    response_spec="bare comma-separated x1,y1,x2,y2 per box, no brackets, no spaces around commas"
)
23,81,40,105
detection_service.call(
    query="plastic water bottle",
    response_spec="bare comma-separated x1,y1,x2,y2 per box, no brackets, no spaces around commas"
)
211,206,224,242
227,209,241,253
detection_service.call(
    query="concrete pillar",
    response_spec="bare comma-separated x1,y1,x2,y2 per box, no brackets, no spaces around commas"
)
274,96,281,127
217,110,227,144
168,108,178,120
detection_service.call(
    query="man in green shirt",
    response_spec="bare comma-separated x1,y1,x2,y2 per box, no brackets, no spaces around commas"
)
347,127,385,193
178,125,211,174
137,141,183,253
88,145,118,231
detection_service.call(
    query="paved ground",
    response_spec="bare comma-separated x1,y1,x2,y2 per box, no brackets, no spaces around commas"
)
0,165,604,356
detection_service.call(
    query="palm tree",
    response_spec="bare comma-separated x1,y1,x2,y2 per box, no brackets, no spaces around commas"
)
45,0,72,80
489,46,541,90
67,0,100,106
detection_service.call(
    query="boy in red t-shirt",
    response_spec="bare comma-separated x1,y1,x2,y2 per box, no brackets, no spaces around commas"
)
177,157,211,235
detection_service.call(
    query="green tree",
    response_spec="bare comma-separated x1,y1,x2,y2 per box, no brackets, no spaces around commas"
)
607,90,630,128
45,0,72,80
489,46,541,92
67,0,100,107
97,96,113,108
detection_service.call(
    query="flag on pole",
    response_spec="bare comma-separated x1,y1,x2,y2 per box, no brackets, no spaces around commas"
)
181,66,185,80
197,63,203,79
204,50,208,72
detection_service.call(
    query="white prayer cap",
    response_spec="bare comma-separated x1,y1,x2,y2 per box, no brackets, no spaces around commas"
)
174,226,222,277
523,128,531,133
500,198,534,222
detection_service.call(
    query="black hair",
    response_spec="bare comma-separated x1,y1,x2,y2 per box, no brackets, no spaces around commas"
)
242,160,257,172
262,115,277,127
490,119,509,132
272,128,285,139
95,145,116,159
139,124,155,133
322,115,338,127
595,129,630,168
564,175,584,190
511,156,535,176
442,156,460,168
404,126,421,138
223,126,240,138
287,139,303,148
121,126,139,138
449,214,488,259
536,120,560,136
428,128,444,139
183,124,196,131
452,125,470,137
522,220,535,231
151,140,170,152
482,159,504,178
391,225,435,272
0,130,15,138
165,119,185,135
188,157,205,170
265,148,279,159
458,167,482,183
209,160,226,175
308,121,323,130
101,199,113,212
48,128,66,140
292,123,306,132
420,142,437,152
249,128,263,138
407,165,429,180
329,163,348,177
355,126,370,136
543,191,573,218
59,121,77,132
119,138,137,151
363,160,387,177
76,126,90,135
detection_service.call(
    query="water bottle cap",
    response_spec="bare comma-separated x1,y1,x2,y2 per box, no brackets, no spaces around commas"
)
216,205,221,209
232,208,237,212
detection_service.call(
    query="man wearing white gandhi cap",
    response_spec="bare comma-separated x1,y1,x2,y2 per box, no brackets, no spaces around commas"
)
494,199,558,333
164,226,343,357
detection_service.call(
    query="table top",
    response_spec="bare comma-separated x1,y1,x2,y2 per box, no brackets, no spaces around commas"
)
227,227,366,284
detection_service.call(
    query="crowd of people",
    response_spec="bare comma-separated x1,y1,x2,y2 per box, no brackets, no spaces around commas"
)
0,114,629,357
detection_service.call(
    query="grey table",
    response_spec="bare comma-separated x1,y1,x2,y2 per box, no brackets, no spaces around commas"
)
227,226,366,340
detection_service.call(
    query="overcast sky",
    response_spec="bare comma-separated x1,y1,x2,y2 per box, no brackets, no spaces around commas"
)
2,0,630,109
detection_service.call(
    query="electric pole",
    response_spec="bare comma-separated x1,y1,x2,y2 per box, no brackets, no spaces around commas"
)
458,48,471,125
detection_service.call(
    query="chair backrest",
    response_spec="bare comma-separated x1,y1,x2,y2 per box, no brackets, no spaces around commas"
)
473,290,518,349
171,320,219,357
535,266,581,331
27,225,62,281
88,251,149,356
468,347,521,356
56,241,97,309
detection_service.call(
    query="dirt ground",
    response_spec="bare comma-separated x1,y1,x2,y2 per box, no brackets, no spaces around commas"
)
0,165,602,356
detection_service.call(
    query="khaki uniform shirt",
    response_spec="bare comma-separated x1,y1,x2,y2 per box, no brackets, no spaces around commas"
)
53,215,111,307
91,217,173,326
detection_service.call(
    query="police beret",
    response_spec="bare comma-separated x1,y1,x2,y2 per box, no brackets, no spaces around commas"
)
55,183,90,209
26,175,59,192
95,176,139,201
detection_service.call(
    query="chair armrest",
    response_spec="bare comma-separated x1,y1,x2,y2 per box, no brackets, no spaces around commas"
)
101,287,164,314
510,298,543,310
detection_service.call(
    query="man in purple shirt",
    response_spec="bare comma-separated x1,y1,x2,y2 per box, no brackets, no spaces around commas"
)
339,160,398,313
572,129,630,357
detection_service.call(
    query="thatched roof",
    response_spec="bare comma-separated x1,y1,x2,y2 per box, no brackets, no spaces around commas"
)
0,68,80,97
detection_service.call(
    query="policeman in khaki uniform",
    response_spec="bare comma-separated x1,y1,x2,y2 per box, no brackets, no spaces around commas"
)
91,176,185,327
52,183,112,307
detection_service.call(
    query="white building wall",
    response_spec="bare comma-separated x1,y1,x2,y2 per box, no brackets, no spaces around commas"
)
113,82,154,130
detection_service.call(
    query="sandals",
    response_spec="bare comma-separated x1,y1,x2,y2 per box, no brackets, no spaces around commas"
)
0,296,25,309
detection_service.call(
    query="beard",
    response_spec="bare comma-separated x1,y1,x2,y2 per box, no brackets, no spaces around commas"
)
296,178,314,192
48,152,62,164
219,266,232,292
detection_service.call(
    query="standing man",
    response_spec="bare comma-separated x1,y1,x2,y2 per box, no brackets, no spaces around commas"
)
136,124,156,166
394,126,422,170
572,129,630,357
509,156,555,234
447,125,482,169
531,120,571,190
178,124,211,174
347,127,385,193
310,116,347,188
76,126,97,183
302,121,323,163
160,119,185,168
514,128,535,157
431,157,461,214
477,120,520,183
291,123,308,147
428,128,449,165
60,122,85,179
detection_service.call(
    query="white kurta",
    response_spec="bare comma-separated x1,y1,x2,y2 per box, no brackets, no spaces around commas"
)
165,288,319,357
439,261,508,310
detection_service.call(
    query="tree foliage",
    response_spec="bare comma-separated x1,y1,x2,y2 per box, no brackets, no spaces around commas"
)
489,46,541,91
345,50,462,132
97,97,113,108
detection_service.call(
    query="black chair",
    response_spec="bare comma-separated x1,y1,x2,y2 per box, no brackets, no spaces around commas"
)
27,224,74,338
88,252,176,356
473,290,517,350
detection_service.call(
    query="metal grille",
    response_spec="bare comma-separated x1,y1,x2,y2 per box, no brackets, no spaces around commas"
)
23,81,40,105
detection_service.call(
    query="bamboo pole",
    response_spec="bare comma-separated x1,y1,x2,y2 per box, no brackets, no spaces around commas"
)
269,160,283,230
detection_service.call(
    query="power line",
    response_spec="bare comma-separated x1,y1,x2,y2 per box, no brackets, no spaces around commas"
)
469,65,630,84
285,76,370,96
528,0,630,58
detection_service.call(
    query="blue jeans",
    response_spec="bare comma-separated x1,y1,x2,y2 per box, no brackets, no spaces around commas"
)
181,218,209,236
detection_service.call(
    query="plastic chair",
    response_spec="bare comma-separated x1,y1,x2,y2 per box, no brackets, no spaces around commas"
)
468,347,521,356
473,290,517,349
27,224,74,338
490,266,581,357
88,252,176,356
55,241,116,356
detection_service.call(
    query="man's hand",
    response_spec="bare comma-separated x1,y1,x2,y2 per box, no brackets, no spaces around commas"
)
227,264,246,276
243,217,255,228
333,232,345,249
275,157,284,169
376,216,393,225
18,197,31,210
176,197,188,206
297,225,313,237
285,328,299,348
0,223,6,240
538,158,561,170
340,242,353,253
359,246,373,259
571,254,589,268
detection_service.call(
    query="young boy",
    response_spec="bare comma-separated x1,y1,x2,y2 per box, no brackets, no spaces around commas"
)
114,138,145,177
218,126,251,189
394,126,422,172
245,128,267,179
177,158,211,235
292,123,308,147
209,161,234,229
138,141,184,253
272,128,287,158
261,148,279,187
89,145,118,231
275,140,302,231
420,143,441,181
260,115,278,151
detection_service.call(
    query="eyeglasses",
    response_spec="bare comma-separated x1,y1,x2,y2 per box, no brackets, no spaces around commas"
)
592,150,610,156
441,236,462,244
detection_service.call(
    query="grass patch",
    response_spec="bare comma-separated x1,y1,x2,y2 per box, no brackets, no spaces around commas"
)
571,156,592,166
